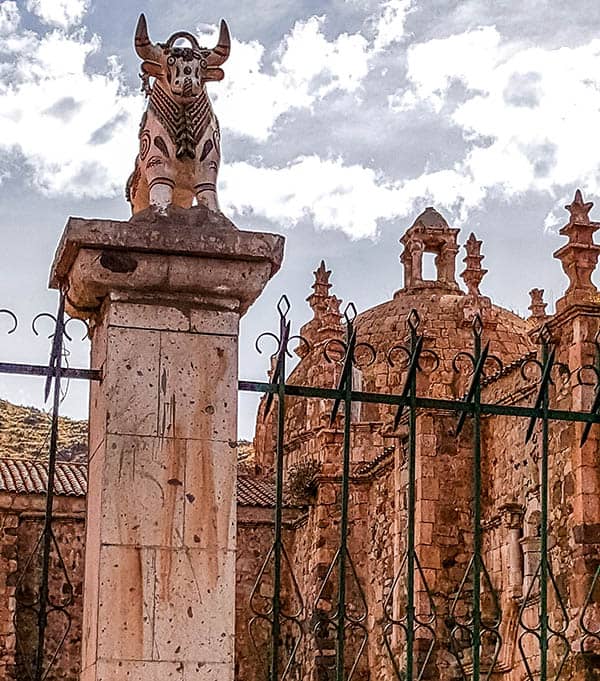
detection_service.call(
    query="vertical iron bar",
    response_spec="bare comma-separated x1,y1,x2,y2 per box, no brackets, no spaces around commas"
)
34,294,65,681
471,323,482,681
540,338,549,681
405,318,418,680
270,318,288,681
336,323,353,681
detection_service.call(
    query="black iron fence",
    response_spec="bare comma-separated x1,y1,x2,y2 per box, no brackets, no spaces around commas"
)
240,296,600,681
1,292,600,680
0,294,98,681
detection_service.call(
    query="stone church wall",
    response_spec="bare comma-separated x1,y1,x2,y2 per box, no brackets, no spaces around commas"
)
0,492,85,681
235,508,278,681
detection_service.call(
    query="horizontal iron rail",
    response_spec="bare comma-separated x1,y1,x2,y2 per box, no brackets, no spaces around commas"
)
238,380,600,423
0,362,101,381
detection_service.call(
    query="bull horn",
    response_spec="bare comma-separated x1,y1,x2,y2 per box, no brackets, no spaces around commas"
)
206,19,231,66
135,13,162,61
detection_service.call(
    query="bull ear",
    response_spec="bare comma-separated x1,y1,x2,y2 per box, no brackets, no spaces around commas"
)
141,60,164,78
203,67,224,82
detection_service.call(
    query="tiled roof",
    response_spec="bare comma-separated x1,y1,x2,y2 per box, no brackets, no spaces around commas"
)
0,458,86,497
0,457,277,507
237,474,276,507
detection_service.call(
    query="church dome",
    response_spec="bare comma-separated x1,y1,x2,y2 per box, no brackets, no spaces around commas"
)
354,207,534,407
253,207,537,468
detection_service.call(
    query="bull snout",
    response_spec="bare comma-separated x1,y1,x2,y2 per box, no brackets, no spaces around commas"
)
183,77,193,97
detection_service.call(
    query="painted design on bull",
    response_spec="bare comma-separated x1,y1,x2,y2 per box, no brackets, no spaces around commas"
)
147,156,165,168
153,135,170,158
139,130,151,161
127,13,231,215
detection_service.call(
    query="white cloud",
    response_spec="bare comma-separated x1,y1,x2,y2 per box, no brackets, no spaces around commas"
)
211,16,370,141
372,0,413,51
26,0,89,29
2,2,596,243
220,155,482,239
0,26,143,197
0,10,378,201
394,27,600,229
0,1,19,35
208,2,414,142
222,156,396,239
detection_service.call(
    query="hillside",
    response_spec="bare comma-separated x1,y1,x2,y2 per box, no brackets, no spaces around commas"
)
0,399,87,462
0,400,255,466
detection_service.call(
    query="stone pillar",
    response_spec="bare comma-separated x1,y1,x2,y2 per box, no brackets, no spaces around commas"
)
500,503,524,599
552,190,600,608
49,207,284,681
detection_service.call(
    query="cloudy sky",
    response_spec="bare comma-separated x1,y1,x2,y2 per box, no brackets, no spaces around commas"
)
0,0,599,436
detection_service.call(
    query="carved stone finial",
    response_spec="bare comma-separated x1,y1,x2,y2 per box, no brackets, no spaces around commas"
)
460,232,487,296
528,288,548,321
126,15,231,215
565,189,593,225
311,260,332,301
298,261,343,356
554,190,600,312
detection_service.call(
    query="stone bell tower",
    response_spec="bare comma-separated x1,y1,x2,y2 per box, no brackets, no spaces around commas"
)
399,207,461,293
49,16,284,681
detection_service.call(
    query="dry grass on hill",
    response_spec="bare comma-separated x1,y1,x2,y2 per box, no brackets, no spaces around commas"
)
0,400,255,468
0,399,88,462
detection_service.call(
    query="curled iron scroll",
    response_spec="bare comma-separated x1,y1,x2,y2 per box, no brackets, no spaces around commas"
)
517,560,570,681
313,546,369,681
0,309,17,334
452,349,503,379
255,295,310,360
448,554,502,681
521,356,572,389
65,317,90,341
32,313,70,341
580,565,600,653
255,331,291,358
323,338,377,369
387,344,440,374
383,549,437,681
577,364,600,387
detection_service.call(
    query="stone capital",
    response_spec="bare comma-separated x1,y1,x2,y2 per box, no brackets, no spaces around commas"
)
49,206,284,318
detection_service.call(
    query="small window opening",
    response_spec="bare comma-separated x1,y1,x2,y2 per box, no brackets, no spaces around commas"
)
422,252,437,281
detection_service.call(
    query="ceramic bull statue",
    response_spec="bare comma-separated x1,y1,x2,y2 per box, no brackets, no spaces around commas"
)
126,14,230,214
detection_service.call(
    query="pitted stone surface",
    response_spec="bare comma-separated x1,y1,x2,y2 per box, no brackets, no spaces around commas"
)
48,194,283,681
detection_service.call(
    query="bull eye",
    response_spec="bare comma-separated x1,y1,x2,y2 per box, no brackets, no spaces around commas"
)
200,59,207,69
167,56,176,66
183,66,192,75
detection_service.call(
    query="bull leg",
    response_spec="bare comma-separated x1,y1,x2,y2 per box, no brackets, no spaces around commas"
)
195,135,220,212
194,179,219,212
148,176,175,212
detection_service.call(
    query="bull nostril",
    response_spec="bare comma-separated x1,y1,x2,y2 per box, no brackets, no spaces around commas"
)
184,66,192,75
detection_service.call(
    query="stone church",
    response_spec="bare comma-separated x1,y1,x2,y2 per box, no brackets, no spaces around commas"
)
0,193,599,680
